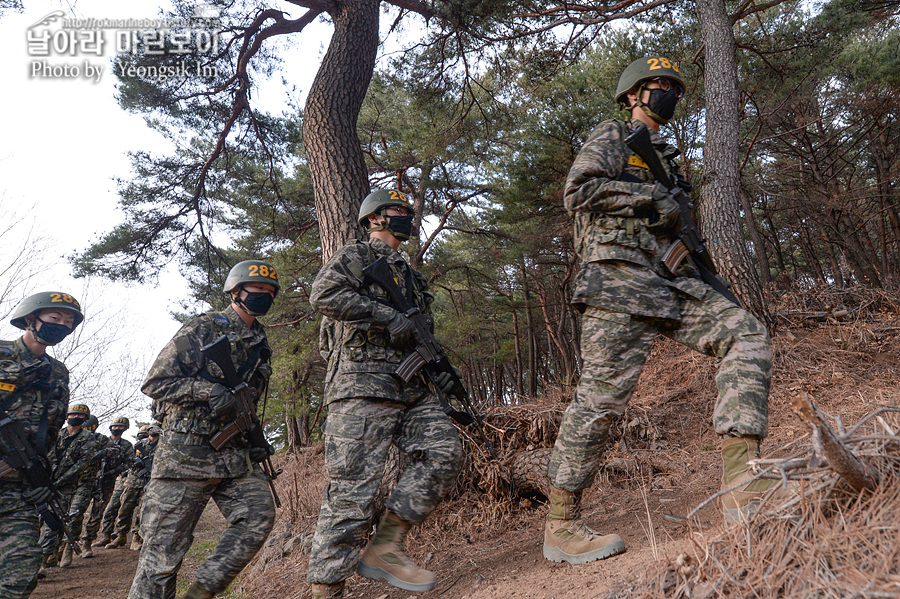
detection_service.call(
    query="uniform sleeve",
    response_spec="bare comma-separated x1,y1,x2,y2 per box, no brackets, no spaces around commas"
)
310,244,397,325
44,361,69,458
55,434,100,487
141,316,220,405
564,121,656,217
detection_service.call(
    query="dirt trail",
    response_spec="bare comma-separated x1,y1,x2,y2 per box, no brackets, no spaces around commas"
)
31,544,140,599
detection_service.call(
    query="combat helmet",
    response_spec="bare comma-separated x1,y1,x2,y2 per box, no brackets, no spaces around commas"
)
223,260,280,297
615,56,685,108
137,425,150,439
357,189,414,229
68,404,91,418
111,416,130,430
84,415,100,432
147,425,162,436
10,292,84,345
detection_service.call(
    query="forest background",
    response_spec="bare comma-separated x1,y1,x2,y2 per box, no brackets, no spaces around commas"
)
4,0,898,449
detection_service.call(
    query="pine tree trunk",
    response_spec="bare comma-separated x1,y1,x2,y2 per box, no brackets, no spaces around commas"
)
695,0,773,328
303,0,380,262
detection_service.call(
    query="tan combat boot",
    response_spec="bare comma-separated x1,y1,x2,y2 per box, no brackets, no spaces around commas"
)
130,534,143,551
357,511,436,592
310,581,345,599
181,581,214,599
543,486,626,564
721,436,789,523
105,533,127,549
80,542,93,558
59,543,73,568
93,532,111,547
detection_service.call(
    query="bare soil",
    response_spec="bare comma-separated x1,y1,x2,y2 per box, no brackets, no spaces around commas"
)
33,298,900,599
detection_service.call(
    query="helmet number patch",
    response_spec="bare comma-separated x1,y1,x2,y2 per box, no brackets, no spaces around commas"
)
49,293,80,308
388,190,409,204
647,57,678,72
247,264,278,281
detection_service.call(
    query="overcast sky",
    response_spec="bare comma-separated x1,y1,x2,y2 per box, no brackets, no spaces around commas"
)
0,0,329,429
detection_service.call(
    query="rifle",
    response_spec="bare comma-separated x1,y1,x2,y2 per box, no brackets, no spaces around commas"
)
624,123,741,306
0,416,80,553
361,257,495,453
201,336,282,507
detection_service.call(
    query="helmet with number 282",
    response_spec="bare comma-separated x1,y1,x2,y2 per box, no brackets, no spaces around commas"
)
615,56,685,107
223,261,280,297
9,291,84,330
357,189,414,228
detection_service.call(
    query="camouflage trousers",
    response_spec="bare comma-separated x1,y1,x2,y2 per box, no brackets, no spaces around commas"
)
549,294,772,492
113,484,144,538
306,396,462,585
38,483,80,558
99,476,126,537
127,467,275,599
0,484,42,599
82,477,116,543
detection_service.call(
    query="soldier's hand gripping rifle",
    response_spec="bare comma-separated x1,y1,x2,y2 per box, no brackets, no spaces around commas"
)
201,336,282,507
624,124,741,306
362,257,495,454
0,416,80,553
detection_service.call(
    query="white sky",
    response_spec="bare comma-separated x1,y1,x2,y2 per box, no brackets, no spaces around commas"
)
0,0,332,431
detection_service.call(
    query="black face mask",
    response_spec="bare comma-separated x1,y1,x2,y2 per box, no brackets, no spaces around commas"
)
646,88,679,124
386,214,413,241
33,317,72,346
67,417,85,428
240,291,274,316
110,429,124,438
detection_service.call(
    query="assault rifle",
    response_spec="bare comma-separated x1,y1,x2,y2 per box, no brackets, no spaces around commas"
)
201,335,282,507
624,123,740,306
362,257,494,452
0,416,81,553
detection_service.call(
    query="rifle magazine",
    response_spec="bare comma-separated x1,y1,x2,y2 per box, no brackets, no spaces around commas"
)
396,352,427,383
662,239,690,272
209,424,241,451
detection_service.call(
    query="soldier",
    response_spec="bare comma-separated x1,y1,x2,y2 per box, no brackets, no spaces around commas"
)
306,190,463,599
542,56,778,565
83,416,135,553
74,415,121,559
106,425,159,550
38,403,100,570
96,424,147,547
128,260,279,599
0,292,82,598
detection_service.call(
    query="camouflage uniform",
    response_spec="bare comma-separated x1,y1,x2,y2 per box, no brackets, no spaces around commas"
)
83,434,134,545
0,338,69,599
112,436,157,541
128,304,275,599
548,119,772,492
39,424,100,558
306,238,462,585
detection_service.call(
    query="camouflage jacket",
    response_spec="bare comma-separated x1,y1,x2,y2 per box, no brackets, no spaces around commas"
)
142,304,271,479
125,437,158,489
81,430,114,482
0,337,69,483
565,119,707,320
105,436,136,480
310,238,434,404
52,426,100,490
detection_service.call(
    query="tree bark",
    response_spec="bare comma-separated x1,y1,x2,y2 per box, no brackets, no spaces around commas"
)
694,0,773,328
303,0,380,262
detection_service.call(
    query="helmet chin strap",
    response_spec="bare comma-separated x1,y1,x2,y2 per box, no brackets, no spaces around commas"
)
627,84,670,125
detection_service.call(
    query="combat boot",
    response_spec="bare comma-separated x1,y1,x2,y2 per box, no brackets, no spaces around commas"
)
310,582,345,599
130,535,143,551
357,511,436,592
37,555,52,579
105,533,127,549
543,486,626,564
59,543,74,568
93,532,111,547
81,543,94,558
721,436,791,523
181,581,214,599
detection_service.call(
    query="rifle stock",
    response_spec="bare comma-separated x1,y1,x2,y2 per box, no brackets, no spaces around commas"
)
624,124,741,306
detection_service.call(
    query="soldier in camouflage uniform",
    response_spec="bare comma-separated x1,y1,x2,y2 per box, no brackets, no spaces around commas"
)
128,260,279,599
83,416,135,553
306,190,463,599
39,403,100,569
96,424,145,547
0,292,82,598
542,56,778,565
75,415,122,558
106,426,159,550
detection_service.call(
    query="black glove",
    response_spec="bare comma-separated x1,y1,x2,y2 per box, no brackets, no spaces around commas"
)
249,443,274,463
432,370,457,396
209,383,237,419
648,183,681,230
23,486,52,505
94,447,111,460
386,312,415,348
